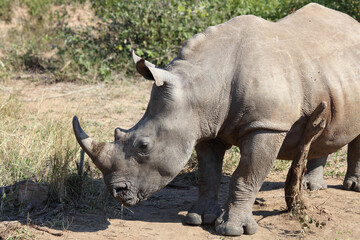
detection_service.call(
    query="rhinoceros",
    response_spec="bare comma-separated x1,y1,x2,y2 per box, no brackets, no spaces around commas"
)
73,3,360,236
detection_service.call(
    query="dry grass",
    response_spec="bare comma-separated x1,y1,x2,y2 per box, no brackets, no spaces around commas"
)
0,221,35,240
0,93,79,205
0,78,150,225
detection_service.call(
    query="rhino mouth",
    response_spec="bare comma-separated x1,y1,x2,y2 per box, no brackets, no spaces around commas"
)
109,182,144,206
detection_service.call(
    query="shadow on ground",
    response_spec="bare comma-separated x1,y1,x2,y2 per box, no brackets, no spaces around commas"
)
64,173,289,234
1,173,289,235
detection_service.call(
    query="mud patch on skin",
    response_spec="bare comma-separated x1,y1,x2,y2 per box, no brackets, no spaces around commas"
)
91,142,106,157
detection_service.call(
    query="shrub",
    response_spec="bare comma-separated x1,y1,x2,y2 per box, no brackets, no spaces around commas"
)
2,0,359,82
90,0,293,73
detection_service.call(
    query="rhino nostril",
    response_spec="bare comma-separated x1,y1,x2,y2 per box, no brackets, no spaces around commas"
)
115,186,127,193
114,183,128,195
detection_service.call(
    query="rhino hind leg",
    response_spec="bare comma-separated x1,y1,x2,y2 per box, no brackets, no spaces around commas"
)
303,156,328,191
185,139,229,226
215,130,286,236
344,135,360,192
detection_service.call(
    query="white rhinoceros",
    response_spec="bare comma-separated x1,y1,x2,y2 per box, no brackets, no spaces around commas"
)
73,3,360,236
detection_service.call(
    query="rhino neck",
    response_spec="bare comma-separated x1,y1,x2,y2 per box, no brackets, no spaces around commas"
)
168,60,234,143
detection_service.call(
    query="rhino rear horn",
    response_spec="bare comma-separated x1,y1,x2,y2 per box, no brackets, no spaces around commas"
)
72,116,112,172
131,49,175,87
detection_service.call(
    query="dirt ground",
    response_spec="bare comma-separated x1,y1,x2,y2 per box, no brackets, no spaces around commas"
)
0,79,359,240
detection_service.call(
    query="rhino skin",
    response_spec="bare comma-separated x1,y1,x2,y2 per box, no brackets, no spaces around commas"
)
73,3,360,236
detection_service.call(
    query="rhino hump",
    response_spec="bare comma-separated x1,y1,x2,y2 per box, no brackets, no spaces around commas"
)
180,3,360,61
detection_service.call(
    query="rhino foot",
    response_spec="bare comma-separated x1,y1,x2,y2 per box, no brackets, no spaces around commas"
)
343,176,360,192
303,156,328,191
215,209,257,236
303,174,327,191
185,200,221,225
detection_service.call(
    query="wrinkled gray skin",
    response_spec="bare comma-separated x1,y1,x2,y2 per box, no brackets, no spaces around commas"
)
73,3,360,236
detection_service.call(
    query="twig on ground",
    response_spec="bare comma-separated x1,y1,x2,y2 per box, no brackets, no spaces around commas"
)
315,196,331,209
29,224,63,236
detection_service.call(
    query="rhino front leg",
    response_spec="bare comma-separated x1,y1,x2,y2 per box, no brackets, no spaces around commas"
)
344,135,360,192
215,130,285,236
185,138,230,225
303,156,328,190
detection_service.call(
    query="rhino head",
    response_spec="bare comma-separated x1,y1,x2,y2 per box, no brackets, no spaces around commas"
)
73,51,197,206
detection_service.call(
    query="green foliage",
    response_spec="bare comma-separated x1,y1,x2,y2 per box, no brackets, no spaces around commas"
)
58,24,122,82
223,146,241,172
272,159,291,172
324,148,347,177
290,203,327,234
2,0,360,81
0,0,13,22
89,0,294,73
285,0,360,21
89,0,360,77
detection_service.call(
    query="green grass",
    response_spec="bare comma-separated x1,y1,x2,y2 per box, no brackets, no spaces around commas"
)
324,149,347,178
223,147,241,172
272,160,291,172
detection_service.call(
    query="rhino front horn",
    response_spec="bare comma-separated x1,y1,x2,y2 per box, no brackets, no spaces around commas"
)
72,116,112,172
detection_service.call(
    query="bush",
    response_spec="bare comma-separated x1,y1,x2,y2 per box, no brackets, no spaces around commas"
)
2,0,359,82
0,0,13,22
75,0,360,78
90,0,293,72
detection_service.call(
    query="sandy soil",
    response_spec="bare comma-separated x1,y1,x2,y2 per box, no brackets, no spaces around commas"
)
0,79,359,240
30,174,360,240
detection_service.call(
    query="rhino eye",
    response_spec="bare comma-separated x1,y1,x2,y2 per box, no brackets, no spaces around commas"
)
139,142,148,151
136,139,151,154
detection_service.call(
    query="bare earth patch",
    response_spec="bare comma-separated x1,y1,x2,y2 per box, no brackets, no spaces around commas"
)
0,79,359,239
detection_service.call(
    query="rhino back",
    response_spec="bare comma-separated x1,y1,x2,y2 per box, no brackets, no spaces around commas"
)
174,3,360,156
273,3,360,157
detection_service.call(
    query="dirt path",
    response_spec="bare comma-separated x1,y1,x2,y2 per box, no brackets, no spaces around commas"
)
20,174,360,240
1,79,359,239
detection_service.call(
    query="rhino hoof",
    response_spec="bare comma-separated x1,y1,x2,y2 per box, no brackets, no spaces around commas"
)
303,176,327,191
184,212,202,225
343,179,360,192
215,211,258,236
215,219,258,236
216,223,244,236
185,200,221,225
185,211,218,225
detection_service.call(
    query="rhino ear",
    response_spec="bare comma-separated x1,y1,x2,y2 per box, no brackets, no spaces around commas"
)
148,67,177,87
131,49,174,87
114,127,127,141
